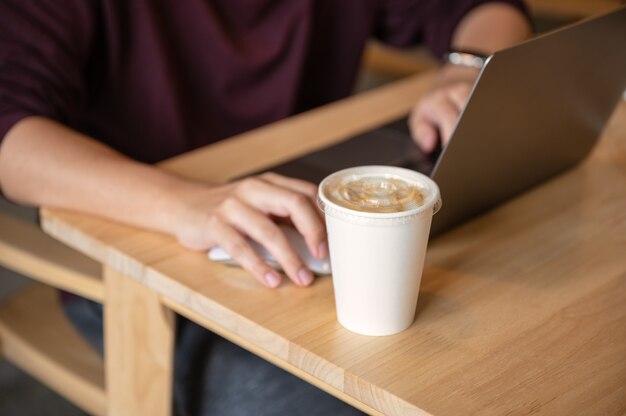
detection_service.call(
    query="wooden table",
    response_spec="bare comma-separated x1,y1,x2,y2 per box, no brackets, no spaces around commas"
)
41,72,626,415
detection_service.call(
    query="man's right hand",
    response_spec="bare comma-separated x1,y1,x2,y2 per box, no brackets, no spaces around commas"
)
0,118,326,290
172,172,327,288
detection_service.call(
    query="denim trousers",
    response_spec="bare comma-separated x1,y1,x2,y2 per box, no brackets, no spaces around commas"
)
62,296,364,416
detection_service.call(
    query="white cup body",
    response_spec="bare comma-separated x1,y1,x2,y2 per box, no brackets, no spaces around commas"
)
319,166,440,336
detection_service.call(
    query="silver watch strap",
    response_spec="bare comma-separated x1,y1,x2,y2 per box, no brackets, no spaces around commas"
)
445,51,488,69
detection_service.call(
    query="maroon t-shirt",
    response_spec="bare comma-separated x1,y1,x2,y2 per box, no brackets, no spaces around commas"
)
0,0,527,163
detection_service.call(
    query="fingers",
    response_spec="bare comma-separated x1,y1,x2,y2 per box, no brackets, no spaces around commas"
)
428,95,459,145
259,172,326,240
218,198,314,287
208,215,283,288
410,97,457,151
409,82,472,150
236,177,327,259
259,172,320,214
176,174,324,288
448,83,472,111
409,110,438,153
259,172,317,200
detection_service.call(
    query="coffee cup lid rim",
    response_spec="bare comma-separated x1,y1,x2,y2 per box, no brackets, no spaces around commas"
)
317,165,441,222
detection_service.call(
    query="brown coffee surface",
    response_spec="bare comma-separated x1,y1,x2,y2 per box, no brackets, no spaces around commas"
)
323,174,426,213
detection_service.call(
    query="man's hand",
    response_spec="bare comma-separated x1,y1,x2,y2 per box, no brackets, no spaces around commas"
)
409,65,478,153
0,118,326,290
409,2,531,153
173,172,326,289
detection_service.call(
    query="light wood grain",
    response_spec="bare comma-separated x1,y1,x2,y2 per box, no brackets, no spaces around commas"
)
104,266,174,416
41,70,626,415
0,284,105,415
0,211,103,302
161,296,386,416
362,42,436,78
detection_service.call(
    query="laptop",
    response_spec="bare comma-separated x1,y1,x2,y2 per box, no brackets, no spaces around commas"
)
259,7,626,237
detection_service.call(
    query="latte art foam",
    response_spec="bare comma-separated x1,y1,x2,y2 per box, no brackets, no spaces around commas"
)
324,175,426,213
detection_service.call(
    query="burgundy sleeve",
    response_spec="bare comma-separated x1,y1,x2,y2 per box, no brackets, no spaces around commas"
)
0,0,97,144
374,0,531,58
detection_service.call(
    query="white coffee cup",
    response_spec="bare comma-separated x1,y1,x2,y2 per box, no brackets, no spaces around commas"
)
318,166,441,336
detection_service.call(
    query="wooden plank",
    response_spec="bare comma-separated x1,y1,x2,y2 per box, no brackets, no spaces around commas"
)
362,42,436,78
104,266,174,416
0,284,105,415
40,73,626,415
160,296,386,416
0,211,103,302
107,153,626,414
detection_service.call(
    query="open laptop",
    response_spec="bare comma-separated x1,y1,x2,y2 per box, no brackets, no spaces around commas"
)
259,7,626,237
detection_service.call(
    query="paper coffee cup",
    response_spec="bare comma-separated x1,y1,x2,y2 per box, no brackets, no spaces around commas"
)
318,166,441,336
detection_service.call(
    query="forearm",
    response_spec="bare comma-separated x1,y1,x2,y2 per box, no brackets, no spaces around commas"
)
0,116,200,234
452,2,532,54
0,116,327,286
410,3,532,150
437,3,532,86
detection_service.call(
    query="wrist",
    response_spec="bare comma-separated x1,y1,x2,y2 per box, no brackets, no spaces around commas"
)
155,176,211,237
435,63,480,88
444,50,488,70
451,3,532,55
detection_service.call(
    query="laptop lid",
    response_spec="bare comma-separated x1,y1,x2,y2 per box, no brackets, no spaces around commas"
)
257,8,626,237
430,7,626,235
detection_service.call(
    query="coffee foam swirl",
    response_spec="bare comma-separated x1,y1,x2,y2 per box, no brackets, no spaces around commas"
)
324,174,426,213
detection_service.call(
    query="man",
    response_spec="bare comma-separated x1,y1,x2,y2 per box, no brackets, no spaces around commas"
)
0,1,530,414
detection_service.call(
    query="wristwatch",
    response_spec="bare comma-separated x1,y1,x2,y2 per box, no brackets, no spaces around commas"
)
444,50,489,69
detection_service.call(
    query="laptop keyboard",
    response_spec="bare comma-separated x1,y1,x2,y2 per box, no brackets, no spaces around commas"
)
253,117,439,184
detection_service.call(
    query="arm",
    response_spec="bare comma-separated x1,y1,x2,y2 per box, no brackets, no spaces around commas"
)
0,1,324,289
410,2,532,152
0,117,325,288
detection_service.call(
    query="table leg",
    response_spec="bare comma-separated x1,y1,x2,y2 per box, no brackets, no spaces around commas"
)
104,266,175,416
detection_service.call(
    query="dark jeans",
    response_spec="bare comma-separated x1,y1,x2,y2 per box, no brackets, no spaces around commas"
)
62,297,364,416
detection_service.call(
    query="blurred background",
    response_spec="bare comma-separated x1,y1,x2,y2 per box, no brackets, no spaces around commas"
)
0,1,622,414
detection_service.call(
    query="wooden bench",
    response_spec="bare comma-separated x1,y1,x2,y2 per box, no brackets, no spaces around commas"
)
0,210,105,415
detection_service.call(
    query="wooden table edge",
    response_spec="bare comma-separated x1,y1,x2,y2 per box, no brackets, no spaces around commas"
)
39,208,436,416
38,72,445,415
